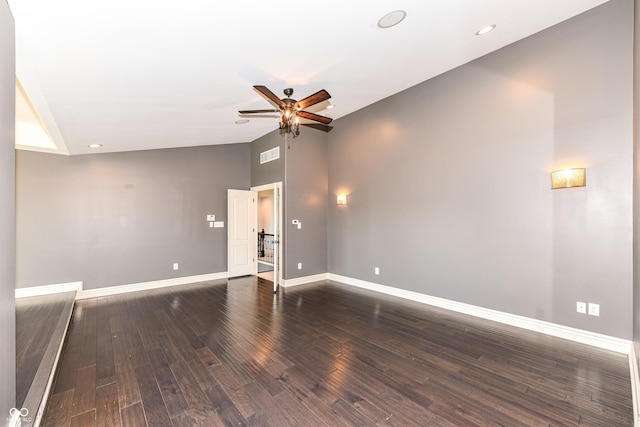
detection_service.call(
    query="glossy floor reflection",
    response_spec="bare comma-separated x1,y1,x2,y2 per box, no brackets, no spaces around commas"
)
44,277,632,426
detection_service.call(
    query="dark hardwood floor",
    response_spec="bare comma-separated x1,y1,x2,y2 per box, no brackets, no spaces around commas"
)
43,277,633,426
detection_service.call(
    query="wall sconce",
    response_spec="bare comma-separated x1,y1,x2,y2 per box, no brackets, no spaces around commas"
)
337,194,348,205
551,168,586,189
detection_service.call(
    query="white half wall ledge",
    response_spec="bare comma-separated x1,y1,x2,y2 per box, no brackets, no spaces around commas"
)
76,272,228,300
15,281,82,298
327,273,632,355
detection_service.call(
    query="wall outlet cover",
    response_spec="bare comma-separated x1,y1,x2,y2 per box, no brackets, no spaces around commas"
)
173,263,179,271
576,301,586,314
588,303,600,316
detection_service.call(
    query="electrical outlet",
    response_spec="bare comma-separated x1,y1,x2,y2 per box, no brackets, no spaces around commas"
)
576,301,586,314
588,303,600,317
298,262,302,270
374,267,380,275
173,263,179,271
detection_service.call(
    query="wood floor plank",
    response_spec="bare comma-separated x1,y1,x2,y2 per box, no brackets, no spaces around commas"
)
95,317,115,388
69,410,95,427
169,360,217,422
52,343,80,394
95,383,120,427
43,277,634,426
71,365,96,417
43,389,74,427
78,308,97,369
114,360,141,408
184,356,220,391
273,389,327,426
120,403,146,427
203,384,248,427
205,363,261,419
146,348,189,418
134,363,172,427
242,381,295,426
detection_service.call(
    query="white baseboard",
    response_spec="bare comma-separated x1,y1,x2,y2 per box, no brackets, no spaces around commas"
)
630,343,640,427
328,273,631,355
15,281,82,298
281,273,329,288
76,272,228,300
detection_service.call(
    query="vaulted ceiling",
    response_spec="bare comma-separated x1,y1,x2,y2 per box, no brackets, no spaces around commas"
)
9,0,608,155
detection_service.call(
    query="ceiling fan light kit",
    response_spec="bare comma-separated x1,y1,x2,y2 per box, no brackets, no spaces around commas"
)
239,85,333,138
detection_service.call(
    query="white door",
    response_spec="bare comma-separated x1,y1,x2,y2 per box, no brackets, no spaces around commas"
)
228,189,256,278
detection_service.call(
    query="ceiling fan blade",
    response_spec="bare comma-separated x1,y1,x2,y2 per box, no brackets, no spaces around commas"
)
295,89,331,110
253,85,285,109
238,109,280,114
301,123,334,132
296,110,333,125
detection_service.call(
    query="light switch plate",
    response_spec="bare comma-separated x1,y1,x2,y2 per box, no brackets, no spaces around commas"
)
213,221,224,228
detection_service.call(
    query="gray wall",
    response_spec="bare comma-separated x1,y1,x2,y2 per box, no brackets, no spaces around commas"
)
1,0,15,413
328,0,633,338
251,129,285,187
250,127,329,279
16,144,250,290
285,128,328,279
251,129,288,275
634,0,640,373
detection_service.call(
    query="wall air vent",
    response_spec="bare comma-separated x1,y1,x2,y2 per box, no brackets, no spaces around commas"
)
260,146,280,164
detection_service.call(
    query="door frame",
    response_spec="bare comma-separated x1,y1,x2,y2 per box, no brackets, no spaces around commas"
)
252,182,283,292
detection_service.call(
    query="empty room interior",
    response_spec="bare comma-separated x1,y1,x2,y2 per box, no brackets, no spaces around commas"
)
3,0,640,425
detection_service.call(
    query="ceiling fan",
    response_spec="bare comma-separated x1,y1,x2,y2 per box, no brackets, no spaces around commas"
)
239,85,333,136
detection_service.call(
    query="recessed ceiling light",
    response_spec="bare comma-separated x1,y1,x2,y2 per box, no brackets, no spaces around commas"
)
87,144,102,148
475,24,496,36
377,10,407,29
235,119,250,124
326,104,335,109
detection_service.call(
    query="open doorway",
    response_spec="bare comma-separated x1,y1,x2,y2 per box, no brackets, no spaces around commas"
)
257,190,275,281
251,182,282,291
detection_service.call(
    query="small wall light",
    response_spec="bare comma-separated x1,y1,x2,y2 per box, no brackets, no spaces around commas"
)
337,194,348,205
551,168,586,189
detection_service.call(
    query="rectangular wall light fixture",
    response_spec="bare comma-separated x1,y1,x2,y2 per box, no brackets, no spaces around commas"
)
337,194,348,205
551,168,586,189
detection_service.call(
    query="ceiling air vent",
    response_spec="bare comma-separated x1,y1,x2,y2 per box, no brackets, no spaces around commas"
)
260,146,280,164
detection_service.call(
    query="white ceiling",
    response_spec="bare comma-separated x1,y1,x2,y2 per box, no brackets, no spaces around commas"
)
8,0,609,155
